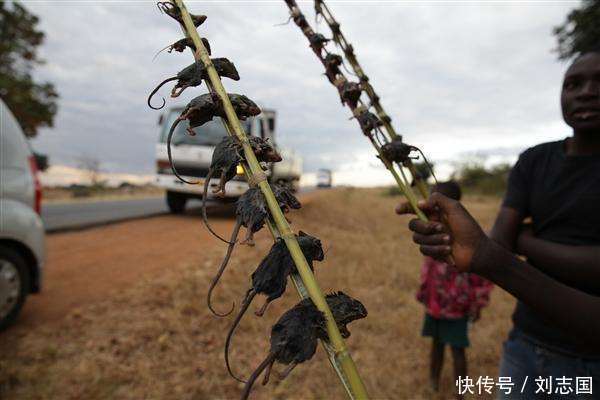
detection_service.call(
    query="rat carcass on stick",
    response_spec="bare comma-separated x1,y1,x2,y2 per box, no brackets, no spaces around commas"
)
207,185,301,317
157,2,207,27
200,134,282,243
240,292,367,399
147,58,239,109
303,291,368,340
164,92,262,185
224,232,324,382
153,37,211,61
164,91,280,243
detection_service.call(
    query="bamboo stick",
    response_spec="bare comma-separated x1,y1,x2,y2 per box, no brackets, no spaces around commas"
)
314,0,430,199
282,0,427,221
170,1,369,398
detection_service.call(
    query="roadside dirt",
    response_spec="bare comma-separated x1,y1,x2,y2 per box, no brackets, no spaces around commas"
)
13,194,316,331
0,189,513,400
14,206,237,329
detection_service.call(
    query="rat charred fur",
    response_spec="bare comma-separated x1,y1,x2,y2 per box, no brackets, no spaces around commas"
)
207,185,301,317
224,232,324,382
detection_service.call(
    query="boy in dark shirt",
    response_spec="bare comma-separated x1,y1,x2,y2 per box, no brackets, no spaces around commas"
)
397,47,600,399
489,49,600,398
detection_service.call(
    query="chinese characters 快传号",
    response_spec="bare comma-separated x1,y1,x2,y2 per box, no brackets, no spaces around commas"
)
456,376,593,396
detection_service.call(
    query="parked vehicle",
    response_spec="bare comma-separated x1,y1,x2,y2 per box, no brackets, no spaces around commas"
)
317,169,332,188
155,107,302,213
0,99,46,330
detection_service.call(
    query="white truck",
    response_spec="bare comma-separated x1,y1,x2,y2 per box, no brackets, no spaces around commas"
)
155,107,302,213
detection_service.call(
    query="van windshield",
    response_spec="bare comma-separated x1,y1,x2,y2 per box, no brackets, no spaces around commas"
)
160,110,252,146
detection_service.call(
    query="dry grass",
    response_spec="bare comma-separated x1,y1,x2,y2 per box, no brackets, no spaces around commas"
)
0,188,515,400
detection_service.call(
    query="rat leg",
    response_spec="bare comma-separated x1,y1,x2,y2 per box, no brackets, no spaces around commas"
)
254,298,272,317
171,83,191,98
239,229,255,246
278,362,298,380
186,126,196,136
212,170,227,197
340,326,351,338
262,360,274,386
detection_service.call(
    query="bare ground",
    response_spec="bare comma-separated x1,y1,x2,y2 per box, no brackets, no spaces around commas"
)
0,188,514,400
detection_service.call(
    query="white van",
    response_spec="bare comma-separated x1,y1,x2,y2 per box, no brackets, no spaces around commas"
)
0,99,46,330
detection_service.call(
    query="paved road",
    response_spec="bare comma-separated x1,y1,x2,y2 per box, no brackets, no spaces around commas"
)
42,187,316,232
42,197,170,232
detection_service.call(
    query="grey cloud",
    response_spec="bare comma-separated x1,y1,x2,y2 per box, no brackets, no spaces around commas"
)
26,1,575,178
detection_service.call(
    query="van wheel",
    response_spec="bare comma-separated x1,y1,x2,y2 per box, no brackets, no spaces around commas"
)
0,245,30,331
166,191,187,214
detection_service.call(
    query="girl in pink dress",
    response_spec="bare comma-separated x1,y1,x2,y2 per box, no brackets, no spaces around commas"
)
416,181,493,397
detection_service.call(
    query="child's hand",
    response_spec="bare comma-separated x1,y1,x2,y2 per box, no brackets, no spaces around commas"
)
395,192,488,273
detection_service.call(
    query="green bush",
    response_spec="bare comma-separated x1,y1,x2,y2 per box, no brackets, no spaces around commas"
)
453,162,511,196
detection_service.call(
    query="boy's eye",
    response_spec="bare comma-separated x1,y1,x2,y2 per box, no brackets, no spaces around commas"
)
564,81,578,90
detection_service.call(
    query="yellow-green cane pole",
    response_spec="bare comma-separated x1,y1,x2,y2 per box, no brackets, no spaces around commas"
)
172,1,369,398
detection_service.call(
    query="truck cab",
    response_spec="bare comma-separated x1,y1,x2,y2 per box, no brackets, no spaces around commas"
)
155,107,301,213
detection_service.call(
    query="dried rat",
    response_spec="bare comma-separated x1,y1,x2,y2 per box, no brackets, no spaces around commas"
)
240,292,367,399
324,53,343,83
354,110,383,135
157,2,207,27
224,232,324,382
147,58,240,109
308,32,330,54
207,184,301,317
380,137,437,182
338,81,362,108
240,301,325,399
200,135,282,243
152,37,211,61
165,93,262,186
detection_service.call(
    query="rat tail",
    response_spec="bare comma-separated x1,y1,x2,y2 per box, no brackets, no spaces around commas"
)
152,44,173,61
202,171,232,244
225,289,256,383
240,352,276,400
147,76,177,110
167,117,199,185
207,221,241,317
413,146,438,185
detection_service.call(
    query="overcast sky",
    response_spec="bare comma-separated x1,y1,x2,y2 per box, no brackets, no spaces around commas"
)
25,0,577,185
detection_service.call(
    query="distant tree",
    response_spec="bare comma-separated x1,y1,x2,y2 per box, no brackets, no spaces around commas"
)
553,0,600,60
77,156,105,188
0,1,58,137
452,162,511,196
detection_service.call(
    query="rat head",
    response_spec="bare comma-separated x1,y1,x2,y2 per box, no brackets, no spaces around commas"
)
309,33,330,49
249,137,282,163
357,111,383,134
561,50,600,134
326,291,368,338
190,14,208,27
229,94,262,121
325,53,343,68
273,184,301,211
381,138,412,162
213,58,240,81
297,231,325,262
